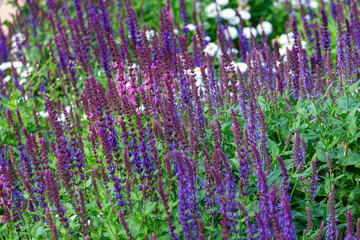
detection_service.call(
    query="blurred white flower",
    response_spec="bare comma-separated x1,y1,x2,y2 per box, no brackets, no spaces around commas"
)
300,40,307,49
216,50,223,59
225,26,239,39
204,42,219,57
239,10,251,20
0,61,23,71
237,0,249,5
237,0,250,11
20,66,34,78
138,105,145,112
185,24,196,31
232,62,248,73
204,36,211,42
205,3,220,18
173,29,179,35
257,21,273,36
278,32,294,45
228,16,240,25
11,33,25,43
145,29,155,40
228,10,251,25
195,1,202,10
216,0,229,6
81,114,88,121
220,8,236,20
230,48,239,55
243,27,257,39
38,111,49,119
14,95,28,105
19,79,27,85
309,0,318,8
57,106,72,122
194,67,203,85
10,33,25,55
3,75,11,82
279,40,307,56
129,63,138,69
279,45,291,56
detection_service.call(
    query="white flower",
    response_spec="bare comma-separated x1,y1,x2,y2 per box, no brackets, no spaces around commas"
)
14,95,28,105
195,2,202,10
257,21,273,36
58,114,66,122
11,33,25,43
300,40,307,49
228,17,240,25
237,0,250,11
38,111,49,118
279,39,307,56
230,48,239,55
309,0,319,8
129,63,138,69
232,62,248,73
138,105,145,112
57,106,72,122
237,0,249,6
194,67,203,86
81,114,88,121
3,76,11,82
278,32,294,45
225,26,239,40
204,36,211,42
19,79,27,85
220,8,236,20
279,45,290,56
145,29,155,40
173,29,179,35
70,215,77,221
239,10,251,20
20,66,34,78
204,42,219,57
185,24,196,31
278,34,289,45
216,50,223,59
242,27,257,39
205,3,220,18
0,61,23,71
10,33,25,55
216,0,229,6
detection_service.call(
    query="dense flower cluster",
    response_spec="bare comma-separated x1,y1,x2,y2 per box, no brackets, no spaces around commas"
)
0,0,359,239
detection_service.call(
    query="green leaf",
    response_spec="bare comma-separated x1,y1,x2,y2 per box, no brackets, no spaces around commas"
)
339,153,360,167
316,144,327,162
349,79,360,93
86,178,92,188
300,132,319,141
267,169,281,186
229,158,239,168
145,202,157,215
36,227,45,236
268,139,279,158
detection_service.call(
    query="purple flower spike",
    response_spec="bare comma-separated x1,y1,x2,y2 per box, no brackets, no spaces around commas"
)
345,210,353,240
326,185,337,240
